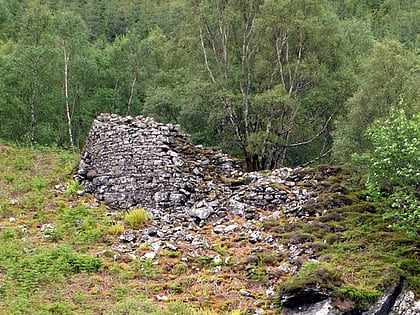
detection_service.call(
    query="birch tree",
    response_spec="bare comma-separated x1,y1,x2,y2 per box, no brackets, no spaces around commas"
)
12,1,57,148
187,0,354,169
54,11,89,147
333,39,420,161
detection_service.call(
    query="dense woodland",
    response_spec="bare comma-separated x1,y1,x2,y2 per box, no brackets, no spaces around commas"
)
0,0,418,169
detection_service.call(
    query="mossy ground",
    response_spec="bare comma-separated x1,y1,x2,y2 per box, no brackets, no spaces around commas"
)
0,144,418,314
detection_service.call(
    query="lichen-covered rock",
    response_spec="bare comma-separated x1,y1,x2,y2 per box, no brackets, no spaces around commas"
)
390,285,420,315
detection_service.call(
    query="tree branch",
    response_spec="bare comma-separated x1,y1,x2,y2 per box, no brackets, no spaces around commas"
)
199,27,216,83
301,148,333,167
289,106,338,147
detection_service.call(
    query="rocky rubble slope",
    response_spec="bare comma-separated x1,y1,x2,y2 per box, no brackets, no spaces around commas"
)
76,114,419,314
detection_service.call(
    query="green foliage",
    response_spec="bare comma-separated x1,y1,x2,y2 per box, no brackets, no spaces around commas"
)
63,179,83,197
280,262,341,294
0,0,417,168
164,250,181,258
125,207,151,229
109,222,125,235
246,266,268,282
58,202,109,244
336,285,381,309
212,244,226,255
333,39,419,161
0,243,102,294
105,296,242,315
354,108,419,236
1,227,23,240
329,0,419,48
195,255,215,266
180,0,366,169
172,263,188,276
132,258,163,280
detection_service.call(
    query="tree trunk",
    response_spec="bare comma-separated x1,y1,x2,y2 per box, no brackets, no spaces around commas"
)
30,89,36,150
62,40,73,146
126,72,137,116
29,58,39,150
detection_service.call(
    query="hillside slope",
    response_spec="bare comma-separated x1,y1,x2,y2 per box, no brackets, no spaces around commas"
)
0,143,418,314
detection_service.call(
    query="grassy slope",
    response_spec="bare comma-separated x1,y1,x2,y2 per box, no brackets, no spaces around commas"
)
0,144,418,314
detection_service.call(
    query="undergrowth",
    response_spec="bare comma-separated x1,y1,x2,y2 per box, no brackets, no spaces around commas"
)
273,166,419,312
0,144,418,314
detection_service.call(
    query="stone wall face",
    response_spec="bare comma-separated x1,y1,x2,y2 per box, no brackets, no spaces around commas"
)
77,113,330,226
77,113,244,211
77,113,325,226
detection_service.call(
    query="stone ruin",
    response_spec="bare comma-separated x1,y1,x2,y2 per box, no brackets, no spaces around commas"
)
77,113,319,226
77,113,243,211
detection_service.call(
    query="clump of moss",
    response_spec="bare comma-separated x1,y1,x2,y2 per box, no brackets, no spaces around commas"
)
219,176,252,186
280,262,341,295
334,285,382,311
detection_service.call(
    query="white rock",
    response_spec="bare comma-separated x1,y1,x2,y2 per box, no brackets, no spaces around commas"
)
239,289,253,297
144,252,156,260
156,295,169,301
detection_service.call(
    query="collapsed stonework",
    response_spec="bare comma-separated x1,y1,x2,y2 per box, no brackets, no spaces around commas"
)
77,113,243,212
77,113,319,225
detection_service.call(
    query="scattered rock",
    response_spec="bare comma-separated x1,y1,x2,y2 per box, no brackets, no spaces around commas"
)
119,231,136,243
164,242,178,251
239,289,254,298
156,295,169,302
143,252,156,260
40,223,54,232
390,283,420,315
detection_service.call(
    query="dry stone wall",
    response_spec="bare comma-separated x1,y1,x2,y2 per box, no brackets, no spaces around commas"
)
77,113,321,227
77,113,243,211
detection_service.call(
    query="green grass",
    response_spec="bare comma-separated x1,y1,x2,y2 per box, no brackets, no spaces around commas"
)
105,297,244,315
125,207,150,228
57,202,111,245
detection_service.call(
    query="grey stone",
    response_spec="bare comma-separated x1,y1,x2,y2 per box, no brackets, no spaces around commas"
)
144,252,156,260
40,223,54,232
390,285,420,315
189,206,214,220
156,295,169,302
239,289,254,298
224,224,238,233
164,242,178,251
120,231,136,243
213,225,226,234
